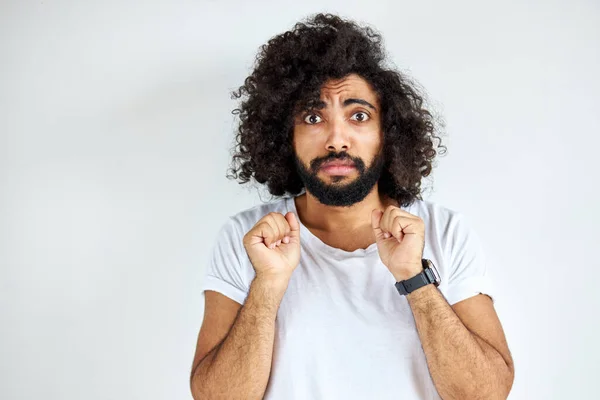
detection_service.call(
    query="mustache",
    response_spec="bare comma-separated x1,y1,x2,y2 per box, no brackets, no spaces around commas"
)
311,152,364,170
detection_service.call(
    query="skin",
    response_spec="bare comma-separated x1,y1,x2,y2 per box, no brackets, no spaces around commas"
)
190,73,514,399
190,212,300,400
292,74,389,238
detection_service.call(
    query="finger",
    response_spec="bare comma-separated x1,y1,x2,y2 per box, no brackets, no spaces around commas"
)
379,206,390,234
371,209,385,240
272,213,293,242
271,212,287,237
400,216,424,236
394,215,423,238
259,216,278,248
268,212,297,248
379,205,394,236
284,212,300,238
391,215,406,240
255,221,277,247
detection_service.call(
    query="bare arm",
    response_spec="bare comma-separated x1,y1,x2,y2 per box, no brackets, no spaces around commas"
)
190,275,289,400
190,211,299,399
407,285,514,400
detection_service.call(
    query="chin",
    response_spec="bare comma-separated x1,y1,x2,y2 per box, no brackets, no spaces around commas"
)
321,175,355,185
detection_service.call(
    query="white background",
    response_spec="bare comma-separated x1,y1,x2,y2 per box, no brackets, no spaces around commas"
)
2,0,599,399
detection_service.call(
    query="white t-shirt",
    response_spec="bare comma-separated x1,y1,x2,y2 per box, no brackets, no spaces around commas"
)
201,196,494,400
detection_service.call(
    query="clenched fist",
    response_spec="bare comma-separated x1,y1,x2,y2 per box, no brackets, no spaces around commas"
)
242,212,301,281
371,206,425,282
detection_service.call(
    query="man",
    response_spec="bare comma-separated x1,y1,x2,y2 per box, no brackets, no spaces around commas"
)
190,13,514,400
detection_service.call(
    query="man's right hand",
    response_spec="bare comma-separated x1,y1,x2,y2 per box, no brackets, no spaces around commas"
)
242,211,301,281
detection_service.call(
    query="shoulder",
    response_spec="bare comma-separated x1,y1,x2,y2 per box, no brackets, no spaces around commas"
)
408,198,466,228
409,199,479,256
224,196,291,236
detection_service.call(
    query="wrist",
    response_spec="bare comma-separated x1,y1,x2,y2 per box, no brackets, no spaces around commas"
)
254,272,291,291
248,274,290,313
405,282,436,301
392,263,424,282
394,259,441,297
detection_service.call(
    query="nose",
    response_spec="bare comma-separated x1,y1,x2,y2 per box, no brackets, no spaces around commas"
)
324,115,350,152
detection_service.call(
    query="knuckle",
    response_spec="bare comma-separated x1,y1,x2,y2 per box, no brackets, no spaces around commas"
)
258,221,273,235
266,215,281,236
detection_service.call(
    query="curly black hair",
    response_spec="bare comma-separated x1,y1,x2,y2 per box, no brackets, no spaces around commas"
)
226,13,446,208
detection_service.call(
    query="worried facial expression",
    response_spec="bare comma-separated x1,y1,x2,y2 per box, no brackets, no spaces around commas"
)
292,74,386,207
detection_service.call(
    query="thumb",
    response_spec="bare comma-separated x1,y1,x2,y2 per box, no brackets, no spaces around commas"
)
285,212,301,238
371,209,385,241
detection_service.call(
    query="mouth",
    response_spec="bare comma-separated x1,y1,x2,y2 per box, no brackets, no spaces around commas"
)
320,164,356,175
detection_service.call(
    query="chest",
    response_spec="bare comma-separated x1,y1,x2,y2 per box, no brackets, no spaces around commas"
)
276,254,420,343
268,257,434,398
308,228,377,253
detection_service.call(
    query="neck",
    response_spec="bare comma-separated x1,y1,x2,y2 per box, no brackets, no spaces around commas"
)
294,186,395,233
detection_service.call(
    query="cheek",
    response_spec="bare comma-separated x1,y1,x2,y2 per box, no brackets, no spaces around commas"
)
366,126,383,148
292,134,312,164
294,128,325,152
292,134,306,156
355,127,382,149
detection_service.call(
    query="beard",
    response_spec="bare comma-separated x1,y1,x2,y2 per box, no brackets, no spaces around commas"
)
293,148,386,207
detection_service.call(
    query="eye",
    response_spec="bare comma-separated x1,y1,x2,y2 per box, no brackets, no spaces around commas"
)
303,113,322,125
350,112,370,122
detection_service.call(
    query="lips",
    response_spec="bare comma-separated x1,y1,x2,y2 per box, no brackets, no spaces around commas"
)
321,160,355,169
320,159,356,175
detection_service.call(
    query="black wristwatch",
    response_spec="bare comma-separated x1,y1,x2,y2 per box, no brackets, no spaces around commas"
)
395,259,441,296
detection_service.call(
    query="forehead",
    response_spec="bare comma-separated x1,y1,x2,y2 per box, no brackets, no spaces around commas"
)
319,74,378,103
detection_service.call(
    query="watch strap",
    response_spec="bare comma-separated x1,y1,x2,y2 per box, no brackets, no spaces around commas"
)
395,259,436,296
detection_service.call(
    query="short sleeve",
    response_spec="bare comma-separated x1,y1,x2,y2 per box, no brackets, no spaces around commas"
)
443,213,494,305
201,216,251,305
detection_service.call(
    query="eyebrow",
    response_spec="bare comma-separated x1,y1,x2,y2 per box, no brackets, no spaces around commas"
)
309,98,377,111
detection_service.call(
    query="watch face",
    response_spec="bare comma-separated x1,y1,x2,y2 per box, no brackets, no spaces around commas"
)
425,259,441,286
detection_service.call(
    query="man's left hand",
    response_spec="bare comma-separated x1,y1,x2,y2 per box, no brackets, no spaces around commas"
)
371,206,425,282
